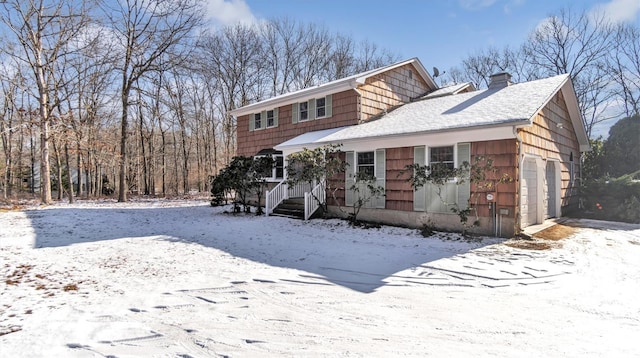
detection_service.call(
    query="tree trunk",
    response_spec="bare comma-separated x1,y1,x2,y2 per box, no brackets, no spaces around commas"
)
65,142,74,203
161,130,166,196
52,138,62,200
39,104,52,204
76,142,82,197
118,89,129,202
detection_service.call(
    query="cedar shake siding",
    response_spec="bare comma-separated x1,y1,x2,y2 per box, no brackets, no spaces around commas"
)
385,147,414,211
471,140,518,219
327,152,346,207
237,89,360,157
359,64,431,121
519,91,581,210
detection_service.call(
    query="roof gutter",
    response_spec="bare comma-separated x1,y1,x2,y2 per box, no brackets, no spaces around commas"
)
276,120,527,152
317,119,529,145
229,79,358,117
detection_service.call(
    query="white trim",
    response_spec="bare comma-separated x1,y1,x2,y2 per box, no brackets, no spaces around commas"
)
520,154,546,227
265,109,276,128
545,159,562,218
276,125,516,153
560,81,590,152
255,154,284,182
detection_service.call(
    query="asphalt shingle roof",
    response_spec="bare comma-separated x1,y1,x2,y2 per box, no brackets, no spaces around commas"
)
317,73,570,143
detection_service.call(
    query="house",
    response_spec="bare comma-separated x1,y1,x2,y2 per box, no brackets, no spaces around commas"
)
229,58,589,237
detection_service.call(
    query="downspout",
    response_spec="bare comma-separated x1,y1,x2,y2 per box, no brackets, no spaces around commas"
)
514,126,524,236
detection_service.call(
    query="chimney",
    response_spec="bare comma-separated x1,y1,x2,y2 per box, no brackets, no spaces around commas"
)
488,72,512,89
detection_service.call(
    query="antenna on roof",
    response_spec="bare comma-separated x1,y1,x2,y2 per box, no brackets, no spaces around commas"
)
432,66,445,78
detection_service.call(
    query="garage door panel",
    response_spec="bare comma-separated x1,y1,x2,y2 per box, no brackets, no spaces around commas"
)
521,158,538,227
545,161,556,218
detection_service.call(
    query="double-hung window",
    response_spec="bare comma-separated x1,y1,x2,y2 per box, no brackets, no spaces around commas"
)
256,154,284,181
266,110,275,128
316,97,326,118
274,155,284,179
299,102,309,121
357,151,375,179
292,95,332,123
254,112,262,130
429,146,455,173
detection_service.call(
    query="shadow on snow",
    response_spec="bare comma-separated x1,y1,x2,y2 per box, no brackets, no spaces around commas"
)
27,202,500,293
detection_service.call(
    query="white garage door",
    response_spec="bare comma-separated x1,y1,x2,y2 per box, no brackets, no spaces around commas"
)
546,161,557,218
521,158,538,227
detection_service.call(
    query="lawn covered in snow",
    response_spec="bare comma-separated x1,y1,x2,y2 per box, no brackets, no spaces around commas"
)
1,198,639,357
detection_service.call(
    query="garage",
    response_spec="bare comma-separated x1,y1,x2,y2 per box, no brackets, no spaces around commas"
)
521,158,538,227
545,161,557,218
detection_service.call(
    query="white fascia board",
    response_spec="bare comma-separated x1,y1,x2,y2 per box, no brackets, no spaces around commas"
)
229,80,358,117
276,124,519,153
337,125,518,152
561,81,591,152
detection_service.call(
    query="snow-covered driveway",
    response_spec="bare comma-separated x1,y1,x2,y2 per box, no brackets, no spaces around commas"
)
1,199,639,357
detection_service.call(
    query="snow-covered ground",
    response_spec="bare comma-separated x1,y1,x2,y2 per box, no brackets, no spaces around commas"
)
1,199,639,357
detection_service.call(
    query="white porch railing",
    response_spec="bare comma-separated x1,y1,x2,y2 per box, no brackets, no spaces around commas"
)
266,180,287,216
288,182,311,198
304,180,326,220
267,180,325,220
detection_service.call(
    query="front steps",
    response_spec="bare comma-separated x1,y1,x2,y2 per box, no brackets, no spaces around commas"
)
271,197,305,219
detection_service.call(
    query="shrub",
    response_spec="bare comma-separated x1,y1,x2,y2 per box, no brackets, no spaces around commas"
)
578,172,640,223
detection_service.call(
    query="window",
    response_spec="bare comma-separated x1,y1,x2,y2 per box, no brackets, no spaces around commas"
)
255,153,283,181
266,110,275,127
299,101,308,121
316,97,326,118
274,155,284,179
254,112,262,129
357,151,375,178
292,95,331,124
430,146,454,172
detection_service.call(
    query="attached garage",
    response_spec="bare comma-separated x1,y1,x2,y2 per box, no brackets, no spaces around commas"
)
521,158,538,227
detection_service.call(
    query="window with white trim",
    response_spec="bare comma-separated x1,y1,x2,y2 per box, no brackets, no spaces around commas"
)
299,101,309,121
266,110,275,128
254,112,262,130
316,97,326,118
357,151,375,178
429,146,454,171
256,154,284,181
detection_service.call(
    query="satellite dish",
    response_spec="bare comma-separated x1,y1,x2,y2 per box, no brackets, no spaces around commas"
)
433,67,440,78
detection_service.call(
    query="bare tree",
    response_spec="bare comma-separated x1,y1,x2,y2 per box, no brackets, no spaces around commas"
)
608,23,640,117
523,8,614,137
102,0,203,202
200,24,263,164
0,0,93,204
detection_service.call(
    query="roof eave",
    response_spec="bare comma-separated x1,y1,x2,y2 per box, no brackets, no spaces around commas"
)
520,76,590,152
229,80,358,117
277,120,527,151
355,57,438,89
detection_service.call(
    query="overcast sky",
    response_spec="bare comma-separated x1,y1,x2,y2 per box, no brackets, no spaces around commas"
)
204,0,640,71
